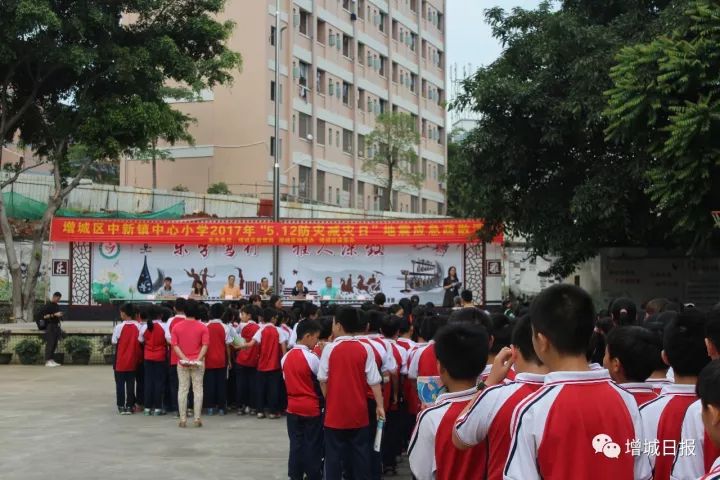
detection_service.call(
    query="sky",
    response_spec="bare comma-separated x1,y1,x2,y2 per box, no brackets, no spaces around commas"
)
447,0,544,77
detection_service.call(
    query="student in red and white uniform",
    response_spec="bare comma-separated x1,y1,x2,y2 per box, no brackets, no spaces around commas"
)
640,309,710,480
645,312,677,394
238,308,286,419
693,360,720,480
408,315,447,408
288,303,319,348
164,298,187,415
672,310,720,480
379,314,408,475
486,312,516,382
357,309,398,480
602,325,660,406
318,307,384,480
453,314,548,480
504,285,651,480
281,319,323,480
234,304,261,415
447,307,501,382
139,305,168,416
112,303,142,415
203,303,233,416
409,324,490,480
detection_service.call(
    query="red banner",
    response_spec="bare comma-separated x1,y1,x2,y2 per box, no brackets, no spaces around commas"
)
50,218,502,246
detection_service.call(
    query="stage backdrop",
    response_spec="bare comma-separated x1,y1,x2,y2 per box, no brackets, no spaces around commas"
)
90,242,464,305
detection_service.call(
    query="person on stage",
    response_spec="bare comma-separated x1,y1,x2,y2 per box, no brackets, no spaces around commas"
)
442,266,461,308
220,274,242,299
319,277,340,300
291,280,309,298
156,277,176,297
189,280,208,299
258,277,273,297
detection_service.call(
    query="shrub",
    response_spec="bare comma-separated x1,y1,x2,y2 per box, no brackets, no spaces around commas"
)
207,182,231,195
0,329,10,351
14,337,42,364
171,184,189,192
63,336,93,357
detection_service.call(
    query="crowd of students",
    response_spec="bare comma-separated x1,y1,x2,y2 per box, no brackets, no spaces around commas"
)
109,286,720,480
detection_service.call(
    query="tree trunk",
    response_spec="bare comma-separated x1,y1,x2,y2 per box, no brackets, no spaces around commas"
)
384,162,394,211
151,140,158,189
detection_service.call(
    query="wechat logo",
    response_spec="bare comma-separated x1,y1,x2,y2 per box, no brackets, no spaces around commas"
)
592,434,621,459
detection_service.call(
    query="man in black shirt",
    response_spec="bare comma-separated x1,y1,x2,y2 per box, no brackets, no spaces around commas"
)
41,292,63,367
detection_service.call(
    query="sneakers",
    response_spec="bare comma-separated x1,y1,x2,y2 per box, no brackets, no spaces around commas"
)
153,409,165,416
267,413,281,420
45,360,60,367
143,408,152,416
206,408,215,416
120,407,132,415
257,412,266,419
249,408,257,416
118,407,124,415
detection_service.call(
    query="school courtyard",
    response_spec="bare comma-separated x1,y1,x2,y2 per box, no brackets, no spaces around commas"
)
0,366,412,480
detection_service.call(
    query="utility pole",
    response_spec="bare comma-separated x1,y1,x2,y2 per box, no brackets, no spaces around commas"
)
272,0,282,296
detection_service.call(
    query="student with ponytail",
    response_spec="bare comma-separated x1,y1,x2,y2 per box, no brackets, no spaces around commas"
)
140,305,169,416
610,297,638,326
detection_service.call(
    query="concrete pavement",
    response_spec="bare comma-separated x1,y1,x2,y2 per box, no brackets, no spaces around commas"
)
0,365,413,480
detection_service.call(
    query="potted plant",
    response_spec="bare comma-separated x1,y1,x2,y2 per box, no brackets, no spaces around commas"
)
64,336,93,365
14,337,42,365
0,329,12,364
101,335,114,365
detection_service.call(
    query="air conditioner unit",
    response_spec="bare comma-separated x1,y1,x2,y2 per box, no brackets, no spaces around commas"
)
438,181,445,190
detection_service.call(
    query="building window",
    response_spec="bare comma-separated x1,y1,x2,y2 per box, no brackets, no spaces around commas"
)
342,34,353,58
411,195,419,213
410,0,418,13
410,73,417,94
379,99,387,114
270,26,276,46
392,62,399,83
316,20,327,44
298,165,312,199
299,9,311,36
270,136,282,158
357,181,365,209
336,187,340,205
299,113,312,139
317,119,326,144
358,134,366,157
422,198,427,214
270,81,275,102
358,0,366,19
392,191,399,211
336,130,340,147
379,56,387,77
342,81,351,106
379,12,387,33
328,186,332,203
316,170,325,202
358,88,366,110
316,69,326,94
422,158,427,177
358,43,366,65
342,129,353,154
342,0,351,12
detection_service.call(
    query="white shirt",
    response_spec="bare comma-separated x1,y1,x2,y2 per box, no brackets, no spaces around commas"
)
408,341,434,380
112,320,141,344
358,334,397,374
317,336,382,386
138,320,167,342
408,388,478,480
164,314,186,342
208,319,235,344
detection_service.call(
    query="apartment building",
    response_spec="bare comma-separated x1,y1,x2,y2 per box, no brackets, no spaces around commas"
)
119,0,448,214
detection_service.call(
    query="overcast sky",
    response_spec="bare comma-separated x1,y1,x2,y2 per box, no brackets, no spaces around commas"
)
447,0,544,76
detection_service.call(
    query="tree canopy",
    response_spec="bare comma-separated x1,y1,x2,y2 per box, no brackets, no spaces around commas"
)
363,112,422,211
449,0,714,276
0,0,241,320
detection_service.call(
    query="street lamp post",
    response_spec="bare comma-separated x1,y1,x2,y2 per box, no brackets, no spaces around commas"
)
272,0,282,296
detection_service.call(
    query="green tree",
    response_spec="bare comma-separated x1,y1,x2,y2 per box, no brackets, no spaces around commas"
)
363,112,422,211
606,0,720,251
133,91,194,189
451,1,683,275
207,182,231,195
0,0,241,321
